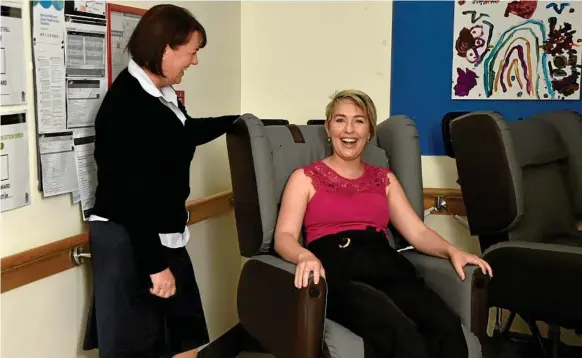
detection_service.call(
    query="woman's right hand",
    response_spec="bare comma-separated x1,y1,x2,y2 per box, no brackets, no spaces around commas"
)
295,251,325,288
150,268,176,298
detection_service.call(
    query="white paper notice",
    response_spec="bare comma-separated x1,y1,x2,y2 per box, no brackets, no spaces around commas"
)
0,3,27,106
32,2,65,46
73,128,97,220
110,10,142,82
35,43,67,133
73,1,106,16
32,1,67,134
65,20,106,78
66,78,106,128
1,110,31,212
39,132,79,197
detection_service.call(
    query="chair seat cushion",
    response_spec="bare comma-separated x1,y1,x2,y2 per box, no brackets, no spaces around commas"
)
323,319,482,358
484,241,582,328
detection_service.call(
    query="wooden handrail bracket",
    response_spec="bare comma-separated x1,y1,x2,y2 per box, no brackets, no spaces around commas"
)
423,188,466,216
1,190,234,294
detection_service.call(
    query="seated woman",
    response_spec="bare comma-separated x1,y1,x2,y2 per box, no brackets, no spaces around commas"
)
274,89,493,358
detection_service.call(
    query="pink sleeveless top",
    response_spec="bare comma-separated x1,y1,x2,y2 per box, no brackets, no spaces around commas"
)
302,160,391,245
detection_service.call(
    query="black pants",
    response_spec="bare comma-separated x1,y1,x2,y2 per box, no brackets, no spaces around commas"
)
308,228,468,358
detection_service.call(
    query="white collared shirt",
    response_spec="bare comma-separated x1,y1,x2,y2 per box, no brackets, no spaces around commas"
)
89,59,191,249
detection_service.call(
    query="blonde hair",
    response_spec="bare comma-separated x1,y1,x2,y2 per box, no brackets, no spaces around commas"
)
325,89,378,139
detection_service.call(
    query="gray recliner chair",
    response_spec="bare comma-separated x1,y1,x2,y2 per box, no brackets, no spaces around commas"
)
449,110,582,358
218,113,488,358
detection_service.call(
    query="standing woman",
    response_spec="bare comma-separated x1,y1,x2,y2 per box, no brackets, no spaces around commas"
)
83,4,238,358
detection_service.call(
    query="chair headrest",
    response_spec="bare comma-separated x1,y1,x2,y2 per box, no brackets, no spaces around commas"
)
522,110,582,218
508,119,569,168
450,110,582,241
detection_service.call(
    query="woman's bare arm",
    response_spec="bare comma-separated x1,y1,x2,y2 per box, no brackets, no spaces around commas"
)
274,169,313,264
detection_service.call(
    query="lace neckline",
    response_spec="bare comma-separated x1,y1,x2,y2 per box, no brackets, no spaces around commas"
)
317,160,369,182
305,160,389,194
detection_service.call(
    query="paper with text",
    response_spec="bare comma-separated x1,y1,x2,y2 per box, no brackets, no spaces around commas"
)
39,132,79,197
73,128,97,220
66,78,106,128
0,2,27,106
65,19,106,78
32,2,67,134
110,10,141,83
1,110,31,212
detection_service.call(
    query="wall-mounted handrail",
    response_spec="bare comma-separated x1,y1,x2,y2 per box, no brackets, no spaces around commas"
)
1,188,463,294
0,190,234,294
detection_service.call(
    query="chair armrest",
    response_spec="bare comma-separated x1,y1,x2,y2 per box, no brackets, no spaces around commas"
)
401,250,489,338
485,240,582,256
237,254,327,358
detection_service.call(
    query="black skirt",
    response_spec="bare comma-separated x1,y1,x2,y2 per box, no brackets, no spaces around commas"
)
83,221,210,358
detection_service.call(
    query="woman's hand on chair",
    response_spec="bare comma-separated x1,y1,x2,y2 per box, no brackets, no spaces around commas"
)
295,251,326,288
449,248,493,280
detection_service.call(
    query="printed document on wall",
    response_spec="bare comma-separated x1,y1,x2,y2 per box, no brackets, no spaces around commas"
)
38,132,79,197
110,10,141,82
73,128,97,220
32,1,66,133
73,1,106,16
65,18,106,78
66,78,106,128
0,2,27,106
1,110,31,212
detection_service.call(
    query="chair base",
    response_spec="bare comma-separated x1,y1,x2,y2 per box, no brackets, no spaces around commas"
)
199,323,335,358
490,310,582,358
483,243,582,330
199,323,268,358
484,331,582,358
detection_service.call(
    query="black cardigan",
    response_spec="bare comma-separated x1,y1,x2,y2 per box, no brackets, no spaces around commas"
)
91,69,239,274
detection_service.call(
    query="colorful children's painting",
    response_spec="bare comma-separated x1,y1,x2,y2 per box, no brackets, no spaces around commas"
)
452,1,582,100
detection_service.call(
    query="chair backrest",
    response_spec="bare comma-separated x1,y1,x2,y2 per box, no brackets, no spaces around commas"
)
226,113,424,257
450,110,582,251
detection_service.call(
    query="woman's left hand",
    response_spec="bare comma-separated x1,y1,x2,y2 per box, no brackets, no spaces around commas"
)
449,248,493,280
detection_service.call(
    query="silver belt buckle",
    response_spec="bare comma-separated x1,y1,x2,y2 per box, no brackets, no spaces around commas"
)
339,237,351,248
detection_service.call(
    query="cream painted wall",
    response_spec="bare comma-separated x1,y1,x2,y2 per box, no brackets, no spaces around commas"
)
241,1,392,125
1,1,241,357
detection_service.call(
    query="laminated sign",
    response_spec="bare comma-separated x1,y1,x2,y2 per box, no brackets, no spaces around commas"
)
1,110,31,212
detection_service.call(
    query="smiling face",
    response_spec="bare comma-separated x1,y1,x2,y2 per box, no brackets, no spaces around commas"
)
161,30,202,86
326,99,372,161
127,5,207,87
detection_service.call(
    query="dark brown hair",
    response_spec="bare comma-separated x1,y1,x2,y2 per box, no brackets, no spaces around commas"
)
127,4,207,77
